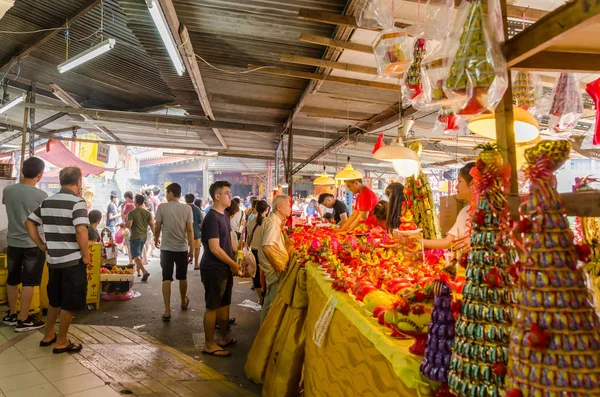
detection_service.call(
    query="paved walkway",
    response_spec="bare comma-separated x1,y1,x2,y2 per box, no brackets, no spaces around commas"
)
0,324,256,397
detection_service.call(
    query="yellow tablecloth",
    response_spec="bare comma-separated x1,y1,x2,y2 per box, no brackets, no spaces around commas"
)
304,263,436,397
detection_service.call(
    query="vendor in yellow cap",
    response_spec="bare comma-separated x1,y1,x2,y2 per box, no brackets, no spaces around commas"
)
423,162,475,251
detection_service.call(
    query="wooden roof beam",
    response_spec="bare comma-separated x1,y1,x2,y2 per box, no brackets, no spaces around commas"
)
248,64,399,91
299,33,373,54
158,0,227,149
280,54,378,75
505,0,600,67
297,8,409,30
511,51,600,73
0,0,101,73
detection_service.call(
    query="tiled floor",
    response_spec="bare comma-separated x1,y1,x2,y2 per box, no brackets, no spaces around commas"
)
0,324,256,396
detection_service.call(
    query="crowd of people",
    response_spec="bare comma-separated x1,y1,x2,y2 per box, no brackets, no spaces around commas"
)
1,155,474,362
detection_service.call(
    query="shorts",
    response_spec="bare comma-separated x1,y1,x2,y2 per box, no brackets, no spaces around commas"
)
193,239,201,250
251,249,261,289
47,261,87,312
130,239,146,259
7,246,46,287
201,267,233,310
160,250,188,281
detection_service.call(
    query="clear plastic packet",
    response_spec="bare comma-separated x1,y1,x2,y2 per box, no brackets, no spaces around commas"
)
355,0,394,30
373,29,414,76
405,0,455,42
442,0,508,117
549,73,583,132
513,71,540,112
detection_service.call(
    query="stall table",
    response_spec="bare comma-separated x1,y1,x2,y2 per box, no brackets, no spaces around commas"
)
304,262,435,397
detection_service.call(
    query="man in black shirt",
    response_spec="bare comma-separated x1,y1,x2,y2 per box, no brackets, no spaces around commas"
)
318,193,349,226
200,181,240,357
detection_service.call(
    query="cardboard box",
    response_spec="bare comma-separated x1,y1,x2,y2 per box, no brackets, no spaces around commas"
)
439,195,469,236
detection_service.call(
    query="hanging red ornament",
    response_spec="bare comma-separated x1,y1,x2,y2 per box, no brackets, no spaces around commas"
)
372,133,386,154
514,218,532,234
576,244,593,262
505,390,523,397
526,323,551,350
484,268,502,288
473,209,486,226
585,77,600,146
492,363,507,377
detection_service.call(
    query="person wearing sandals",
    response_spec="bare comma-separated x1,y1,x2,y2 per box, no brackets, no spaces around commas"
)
26,167,88,354
154,183,194,322
200,181,241,357
127,194,154,281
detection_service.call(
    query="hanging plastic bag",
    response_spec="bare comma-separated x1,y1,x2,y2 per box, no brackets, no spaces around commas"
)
442,0,508,117
585,77,600,146
355,0,394,30
373,29,414,76
513,71,541,113
549,72,583,133
405,0,455,42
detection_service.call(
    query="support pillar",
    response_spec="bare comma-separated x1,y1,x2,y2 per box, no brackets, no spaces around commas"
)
28,81,36,156
202,169,214,200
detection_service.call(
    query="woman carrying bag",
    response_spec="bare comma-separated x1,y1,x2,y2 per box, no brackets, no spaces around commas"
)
246,200,270,305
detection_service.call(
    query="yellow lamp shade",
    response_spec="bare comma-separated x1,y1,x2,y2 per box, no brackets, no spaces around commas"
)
314,171,336,185
335,162,363,181
467,107,540,143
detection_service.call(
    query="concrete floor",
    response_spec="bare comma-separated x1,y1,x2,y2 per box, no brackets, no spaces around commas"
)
74,254,263,396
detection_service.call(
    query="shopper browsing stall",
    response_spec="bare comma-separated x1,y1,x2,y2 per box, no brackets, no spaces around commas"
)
88,210,102,243
246,200,270,305
127,194,154,281
385,182,405,231
2,157,47,331
200,181,240,357
338,179,378,232
423,162,475,250
185,193,203,270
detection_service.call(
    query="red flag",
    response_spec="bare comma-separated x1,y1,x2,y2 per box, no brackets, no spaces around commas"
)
46,139,52,152
372,133,385,154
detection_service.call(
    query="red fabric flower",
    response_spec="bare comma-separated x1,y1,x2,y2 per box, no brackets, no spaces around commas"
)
526,323,551,350
413,290,427,303
484,268,502,288
508,261,522,282
493,363,506,377
405,200,413,207
399,304,410,316
576,244,592,262
473,209,486,226
405,188,413,197
411,304,425,315
514,218,532,234
505,390,523,397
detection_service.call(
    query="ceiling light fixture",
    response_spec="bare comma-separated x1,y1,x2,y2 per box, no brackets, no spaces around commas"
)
335,157,364,181
373,119,420,177
0,94,26,114
313,166,336,185
146,0,185,76
467,107,540,143
57,38,116,73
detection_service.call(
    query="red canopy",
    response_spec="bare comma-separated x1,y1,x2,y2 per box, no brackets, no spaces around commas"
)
37,140,116,176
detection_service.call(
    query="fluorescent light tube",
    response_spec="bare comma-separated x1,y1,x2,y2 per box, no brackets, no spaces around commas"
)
57,38,116,73
0,94,25,114
146,0,185,76
0,144,20,148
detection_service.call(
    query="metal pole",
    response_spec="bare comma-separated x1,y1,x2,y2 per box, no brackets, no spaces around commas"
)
287,121,294,197
19,91,30,173
275,140,281,188
28,81,36,156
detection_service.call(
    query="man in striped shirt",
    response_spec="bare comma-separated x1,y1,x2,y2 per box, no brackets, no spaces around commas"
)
26,167,89,354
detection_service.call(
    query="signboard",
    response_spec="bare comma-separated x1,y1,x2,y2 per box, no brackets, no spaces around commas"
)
164,181,173,192
97,143,110,163
87,243,102,309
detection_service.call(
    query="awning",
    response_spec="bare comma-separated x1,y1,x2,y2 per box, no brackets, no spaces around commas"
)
37,140,116,176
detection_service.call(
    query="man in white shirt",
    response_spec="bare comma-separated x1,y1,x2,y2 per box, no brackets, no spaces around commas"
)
258,194,291,322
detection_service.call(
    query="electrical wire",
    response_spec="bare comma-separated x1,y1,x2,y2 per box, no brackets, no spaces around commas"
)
0,27,65,34
194,54,278,75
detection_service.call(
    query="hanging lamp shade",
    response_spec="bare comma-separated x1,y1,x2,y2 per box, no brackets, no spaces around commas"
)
314,167,336,185
335,158,363,181
373,120,420,177
467,106,540,143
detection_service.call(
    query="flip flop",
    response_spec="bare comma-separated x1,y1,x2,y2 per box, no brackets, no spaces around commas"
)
53,340,82,354
228,317,236,325
142,272,150,282
218,338,237,348
40,335,57,347
181,296,190,310
201,349,231,357
162,315,171,322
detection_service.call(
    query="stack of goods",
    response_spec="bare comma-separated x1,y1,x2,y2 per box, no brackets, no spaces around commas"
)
444,0,506,116
448,144,516,396
100,264,135,301
420,276,459,397
513,71,536,111
505,140,600,396
403,159,442,240
549,72,583,132
405,38,427,100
